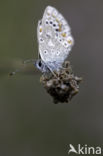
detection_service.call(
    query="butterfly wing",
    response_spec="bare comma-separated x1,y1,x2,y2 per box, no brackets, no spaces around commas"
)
37,6,74,66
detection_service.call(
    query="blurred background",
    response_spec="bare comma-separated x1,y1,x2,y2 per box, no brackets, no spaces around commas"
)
0,0,103,155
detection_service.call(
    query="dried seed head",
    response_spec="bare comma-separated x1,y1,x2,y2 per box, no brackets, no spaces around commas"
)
40,61,82,104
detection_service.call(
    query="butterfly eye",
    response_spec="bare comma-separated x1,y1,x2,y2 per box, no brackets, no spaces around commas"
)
38,60,42,67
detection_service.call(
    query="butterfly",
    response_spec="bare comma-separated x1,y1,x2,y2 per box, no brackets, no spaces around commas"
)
36,6,74,74
8,6,74,77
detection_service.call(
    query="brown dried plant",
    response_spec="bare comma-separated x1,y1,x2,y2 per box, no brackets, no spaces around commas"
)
40,61,82,104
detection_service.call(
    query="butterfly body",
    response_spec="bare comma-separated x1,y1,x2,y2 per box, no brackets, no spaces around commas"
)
36,6,74,73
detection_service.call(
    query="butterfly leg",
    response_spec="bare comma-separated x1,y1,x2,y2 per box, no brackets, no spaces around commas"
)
46,65,58,78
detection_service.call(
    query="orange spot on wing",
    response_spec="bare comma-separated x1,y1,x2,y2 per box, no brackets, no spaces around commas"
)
68,40,72,44
58,23,62,32
61,33,66,37
40,28,42,32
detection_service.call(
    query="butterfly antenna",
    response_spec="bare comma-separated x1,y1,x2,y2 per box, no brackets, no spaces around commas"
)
9,59,36,76
9,69,21,76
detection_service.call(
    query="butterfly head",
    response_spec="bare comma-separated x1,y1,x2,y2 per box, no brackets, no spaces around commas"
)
35,59,49,73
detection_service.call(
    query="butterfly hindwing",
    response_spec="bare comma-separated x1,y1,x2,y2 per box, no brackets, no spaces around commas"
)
37,6,74,66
